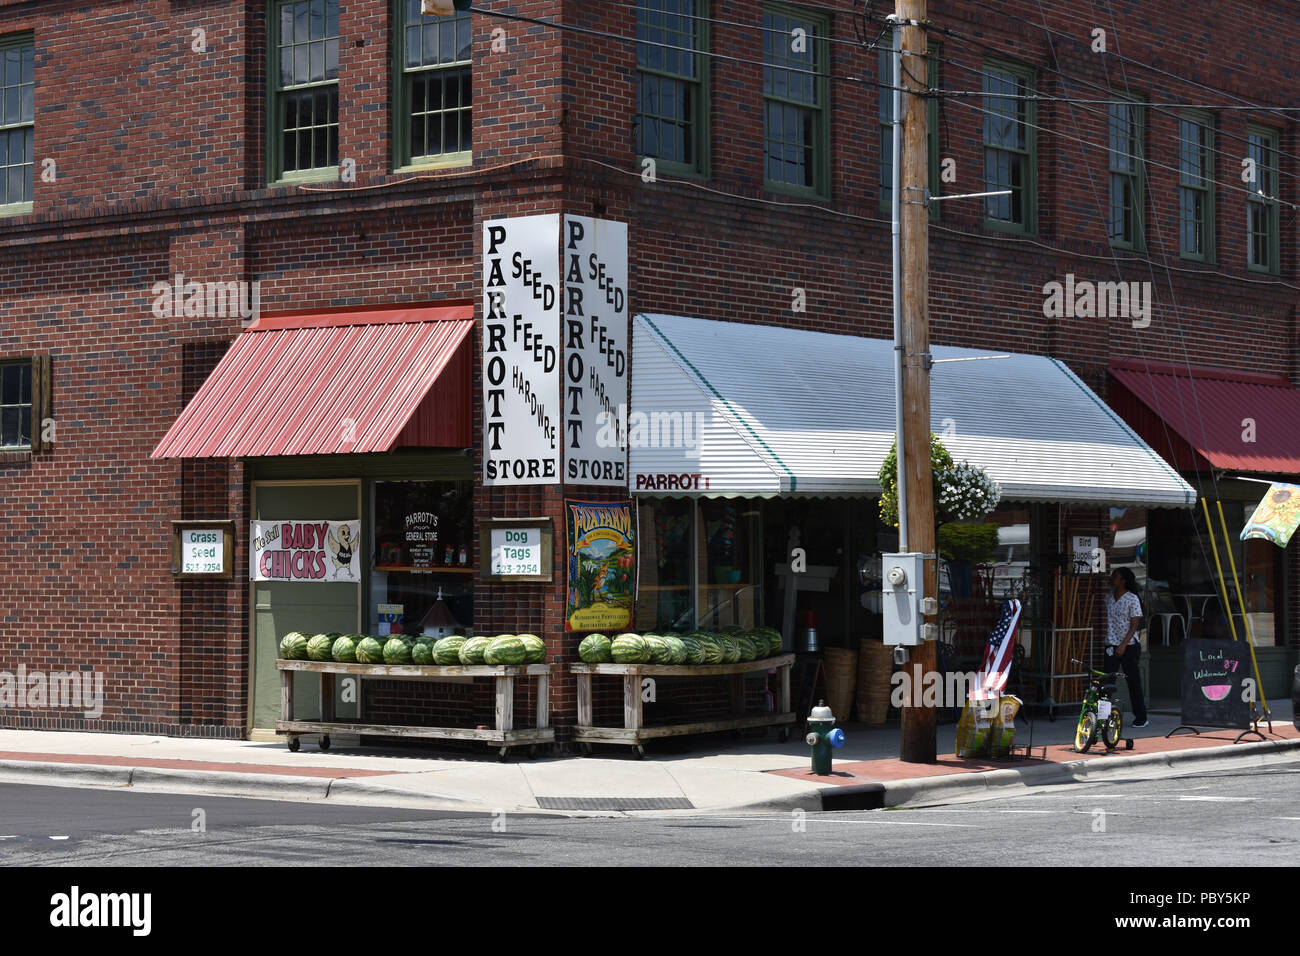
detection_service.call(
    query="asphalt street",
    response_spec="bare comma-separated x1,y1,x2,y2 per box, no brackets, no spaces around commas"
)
0,757,1296,867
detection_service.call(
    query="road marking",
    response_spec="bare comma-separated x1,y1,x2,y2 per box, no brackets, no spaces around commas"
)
50,836,69,840
1269,816,1300,821
1177,796,1254,802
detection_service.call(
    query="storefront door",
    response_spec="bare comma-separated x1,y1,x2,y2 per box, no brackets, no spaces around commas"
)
250,481,361,732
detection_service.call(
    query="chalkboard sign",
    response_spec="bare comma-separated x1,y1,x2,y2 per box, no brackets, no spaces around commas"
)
1180,638,1251,729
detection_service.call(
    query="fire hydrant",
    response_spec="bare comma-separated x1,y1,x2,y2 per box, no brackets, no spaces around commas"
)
805,699,846,775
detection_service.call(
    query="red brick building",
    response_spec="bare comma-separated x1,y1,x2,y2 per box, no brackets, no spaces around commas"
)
1,0,1295,740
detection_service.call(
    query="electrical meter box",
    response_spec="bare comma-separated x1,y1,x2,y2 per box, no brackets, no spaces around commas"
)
882,552,924,646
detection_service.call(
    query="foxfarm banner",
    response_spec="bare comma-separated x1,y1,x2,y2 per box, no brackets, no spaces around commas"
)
251,519,362,582
482,214,562,486
565,499,635,632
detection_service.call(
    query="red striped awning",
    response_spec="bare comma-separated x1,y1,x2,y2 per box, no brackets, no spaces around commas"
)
152,305,473,458
1109,359,1300,474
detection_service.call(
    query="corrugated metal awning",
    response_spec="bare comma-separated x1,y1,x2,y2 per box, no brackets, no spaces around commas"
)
1110,359,1300,474
152,305,473,458
631,313,1195,507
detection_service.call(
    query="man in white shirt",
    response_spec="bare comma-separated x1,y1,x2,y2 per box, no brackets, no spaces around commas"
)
1104,566,1148,727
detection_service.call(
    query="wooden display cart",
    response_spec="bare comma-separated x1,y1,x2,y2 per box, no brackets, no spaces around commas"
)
276,659,554,760
571,654,796,757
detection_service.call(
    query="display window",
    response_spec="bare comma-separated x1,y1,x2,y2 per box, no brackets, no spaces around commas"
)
369,479,474,636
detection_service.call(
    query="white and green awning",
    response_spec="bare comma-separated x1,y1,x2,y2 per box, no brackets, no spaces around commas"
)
630,312,1195,507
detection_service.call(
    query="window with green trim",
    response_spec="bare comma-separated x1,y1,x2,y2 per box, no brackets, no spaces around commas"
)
0,359,32,449
1246,126,1279,274
271,0,339,181
879,43,940,215
0,35,34,213
762,6,828,198
1177,112,1214,262
982,62,1035,231
396,0,471,168
635,0,708,176
1108,97,1144,249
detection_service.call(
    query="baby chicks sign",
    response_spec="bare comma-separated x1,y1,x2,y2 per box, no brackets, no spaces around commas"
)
251,519,362,582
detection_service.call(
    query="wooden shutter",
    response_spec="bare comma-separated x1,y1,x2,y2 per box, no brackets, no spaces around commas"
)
29,353,51,452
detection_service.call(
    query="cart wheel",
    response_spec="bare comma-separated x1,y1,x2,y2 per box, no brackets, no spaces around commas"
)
633,745,645,760
779,728,791,743
319,735,331,751
287,736,300,753
1125,738,1134,751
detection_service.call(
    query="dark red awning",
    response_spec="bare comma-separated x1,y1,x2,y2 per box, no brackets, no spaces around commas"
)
1109,359,1300,474
152,305,473,458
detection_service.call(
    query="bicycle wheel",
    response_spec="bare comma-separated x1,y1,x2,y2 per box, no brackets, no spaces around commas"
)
1103,710,1123,750
1074,713,1097,753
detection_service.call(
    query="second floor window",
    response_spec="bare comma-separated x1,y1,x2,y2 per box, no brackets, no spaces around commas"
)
1108,99,1144,249
762,6,828,197
272,0,340,181
1178,113,1214,261
1,359,32,449
636,0,707,176
397,0,471,167
982,63,1035,231
1246,127,1279,274
0,35,34,211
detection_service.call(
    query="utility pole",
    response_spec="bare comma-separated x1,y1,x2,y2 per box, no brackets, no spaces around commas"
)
896,0,938,764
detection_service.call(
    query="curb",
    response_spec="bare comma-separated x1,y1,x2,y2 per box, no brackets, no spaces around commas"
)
809,735,1300,811
0,759,481,810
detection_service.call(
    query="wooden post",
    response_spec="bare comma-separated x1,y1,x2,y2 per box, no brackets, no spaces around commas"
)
576,669,592,727
536,668,551,729
898,0,938,764
495,674,515,732
280,668,294,723
623,669,643,731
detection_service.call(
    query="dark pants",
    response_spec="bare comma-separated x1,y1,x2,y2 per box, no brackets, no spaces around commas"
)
1104,642,1147,723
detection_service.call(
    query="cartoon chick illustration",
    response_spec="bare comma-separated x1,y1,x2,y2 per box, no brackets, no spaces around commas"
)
327,523,357,579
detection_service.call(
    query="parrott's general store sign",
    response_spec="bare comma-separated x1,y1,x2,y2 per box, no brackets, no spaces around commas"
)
481,214,628,487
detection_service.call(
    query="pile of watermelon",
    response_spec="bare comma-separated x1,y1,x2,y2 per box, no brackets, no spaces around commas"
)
277,631,546,667
578,627,784,665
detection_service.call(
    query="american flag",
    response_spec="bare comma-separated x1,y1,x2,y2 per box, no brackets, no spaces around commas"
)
970,599,1021,701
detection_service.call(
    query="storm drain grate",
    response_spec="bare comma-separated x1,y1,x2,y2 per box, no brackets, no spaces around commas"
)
535,796,695,811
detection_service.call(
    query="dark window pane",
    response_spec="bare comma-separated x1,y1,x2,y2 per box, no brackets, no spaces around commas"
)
280,48,293,87
281,4,295,47
3,49,18,86
294,45,310,85
410,74,426,114
424,23,437,66
21,45,33,85
325,38,338,79
457,16,471,59
7,165,20,204
1,365,16,404
326,0,338,39
20,83,33,124
460,108,470,150
0,406,17,445
427,111,441,153
282,129,296,171
284,94,298,130
406,25,421,68
295,1,311,44
328,89,338,125
327,125,338,166
0,133,6,167
23,159,31,201
3,89,17,126
310,41,324,83
313,125,327,168
410,113,426,156
297,128,313,169
443,111,458,153
314,89,329,125
444,72,461,110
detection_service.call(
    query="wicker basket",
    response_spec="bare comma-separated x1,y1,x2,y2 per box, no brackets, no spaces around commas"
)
823,647,859,724
855,640,894,724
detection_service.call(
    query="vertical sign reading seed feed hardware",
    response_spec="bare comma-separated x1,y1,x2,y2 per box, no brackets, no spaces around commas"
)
562,215,628,486
565,500,635,632
483,214,561,486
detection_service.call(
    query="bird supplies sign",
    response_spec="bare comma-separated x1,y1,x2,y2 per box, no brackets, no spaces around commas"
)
561,215,628,486
483,214,561,486
565,499,635,632
250,519,362,582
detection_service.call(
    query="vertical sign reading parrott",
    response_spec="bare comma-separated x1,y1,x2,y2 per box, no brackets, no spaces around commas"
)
562,215,628,486
483,214,561,485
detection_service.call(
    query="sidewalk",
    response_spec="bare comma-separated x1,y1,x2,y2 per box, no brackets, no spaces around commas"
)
0,699,1294,813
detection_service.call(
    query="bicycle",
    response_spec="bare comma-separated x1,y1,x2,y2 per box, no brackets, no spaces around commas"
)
1069,658,1132,753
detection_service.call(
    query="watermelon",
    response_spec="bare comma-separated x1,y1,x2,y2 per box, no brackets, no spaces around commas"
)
696,634,725,664
414,635,437,648
679,634,706,665
331,635,358,663
734,634,758,662
611,633,650,663
578,633,613,663
278,632,310,660
433,636,467,665
485,635,528,666
411,642,434,666
715,634,741,664
355,636,384,663
643,633,672,664
754,627,783,657
383,637,413,665
517,633,546,664
663,634,688,665
306,634,334,661
458,635,492,665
